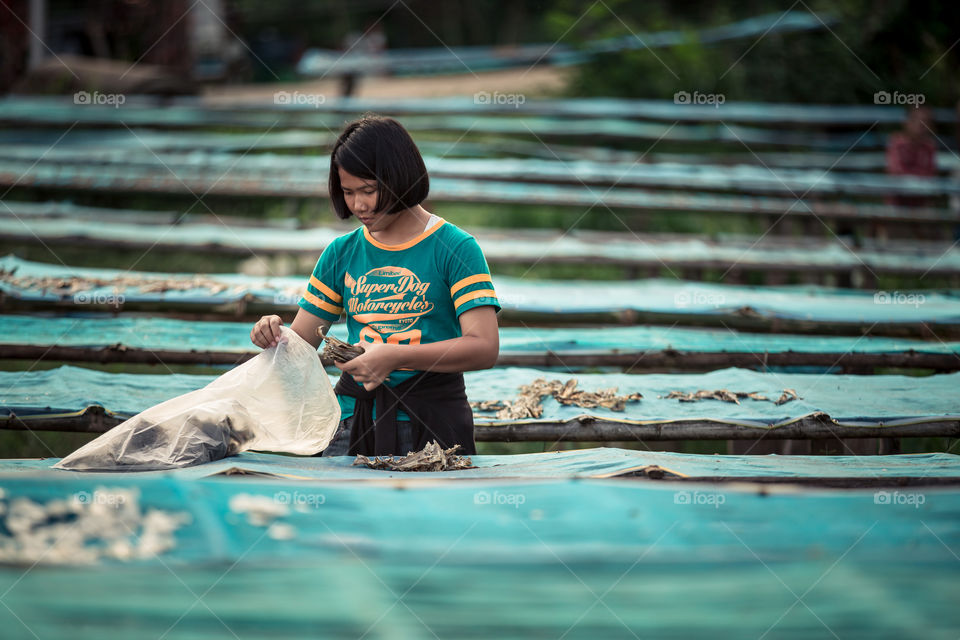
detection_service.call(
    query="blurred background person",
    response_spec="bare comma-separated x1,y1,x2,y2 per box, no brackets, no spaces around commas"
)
886,105,937,208
952,99,960,217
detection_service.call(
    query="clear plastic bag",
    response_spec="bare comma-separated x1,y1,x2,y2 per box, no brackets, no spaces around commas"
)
55,326,340,471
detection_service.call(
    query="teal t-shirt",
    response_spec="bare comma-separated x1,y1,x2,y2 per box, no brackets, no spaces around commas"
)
297,218,501,420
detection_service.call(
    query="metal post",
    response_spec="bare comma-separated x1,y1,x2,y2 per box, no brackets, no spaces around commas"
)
27,0,46,70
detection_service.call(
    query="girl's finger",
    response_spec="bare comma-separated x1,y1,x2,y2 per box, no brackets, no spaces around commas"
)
257,326,274,347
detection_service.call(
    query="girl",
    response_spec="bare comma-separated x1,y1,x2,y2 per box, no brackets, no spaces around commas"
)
250,115,500,456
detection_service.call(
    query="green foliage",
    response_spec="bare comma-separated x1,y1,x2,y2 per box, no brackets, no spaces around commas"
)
551,0,960,106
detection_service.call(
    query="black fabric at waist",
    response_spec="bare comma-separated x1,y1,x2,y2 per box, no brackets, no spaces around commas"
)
334,370,475,456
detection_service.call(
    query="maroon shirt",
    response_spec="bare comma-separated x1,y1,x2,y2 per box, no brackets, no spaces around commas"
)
886,132,937,207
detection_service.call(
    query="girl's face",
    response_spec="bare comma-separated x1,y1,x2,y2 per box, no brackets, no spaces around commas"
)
339,168,387,230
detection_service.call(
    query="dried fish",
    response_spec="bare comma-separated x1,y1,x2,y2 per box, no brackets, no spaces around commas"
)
469,400,506,412
664,389,740,403
321,334,365,362
0,488,190,565
472,378,643,420
353,441,474,471
500,395,544,419
0,271,247,298
661,389,800,405
775,388,800,405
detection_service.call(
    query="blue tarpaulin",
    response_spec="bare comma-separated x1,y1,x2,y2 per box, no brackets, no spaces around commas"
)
0,450,958,638
2,314,957,357
4,448,959,480
3,151,959,196
2,256,958,325
4,206,960,272
3,365,959,428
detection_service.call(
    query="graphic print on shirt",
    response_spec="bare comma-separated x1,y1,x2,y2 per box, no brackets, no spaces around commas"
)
347,266,432,345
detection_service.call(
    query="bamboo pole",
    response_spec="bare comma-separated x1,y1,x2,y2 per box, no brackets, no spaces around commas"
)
4,409,958,441
1,343,958,371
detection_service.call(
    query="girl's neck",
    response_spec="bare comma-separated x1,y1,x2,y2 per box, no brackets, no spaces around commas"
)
368,205,432,245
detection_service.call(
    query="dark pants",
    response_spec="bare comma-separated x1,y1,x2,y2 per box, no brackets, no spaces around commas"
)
320,416,416,457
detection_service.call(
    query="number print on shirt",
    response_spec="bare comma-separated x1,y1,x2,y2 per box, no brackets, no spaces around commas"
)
359,326,423,345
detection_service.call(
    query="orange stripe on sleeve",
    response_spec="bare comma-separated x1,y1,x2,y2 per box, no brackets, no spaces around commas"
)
309,275,342,303
453,288,498,309
450,273,492,297
302,290,343,316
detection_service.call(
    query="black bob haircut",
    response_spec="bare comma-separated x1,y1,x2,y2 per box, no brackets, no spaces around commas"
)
328,115,429,220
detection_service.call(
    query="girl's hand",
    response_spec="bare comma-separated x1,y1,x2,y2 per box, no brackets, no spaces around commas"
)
251,314,285,348
335,342,399,391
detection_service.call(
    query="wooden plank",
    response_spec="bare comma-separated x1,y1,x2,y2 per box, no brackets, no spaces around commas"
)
1,165,956,225
0,105,896,149
4,207,959,280
477,416,960,441
1,296,956,338
3,128,957,173
3,316,957,369
4,256,958,337
211,96,960,127
5,95,959,129
2,343,958,371
6,408,958,441
2,150,957,197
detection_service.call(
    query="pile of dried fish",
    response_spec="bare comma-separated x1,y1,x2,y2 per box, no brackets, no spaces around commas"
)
0,487,190,565
322,334,365,362
546,378,644,410
471,378,643,420
353,441,475,471
0,269,244,296
661,388,800,406
471,400,506,412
